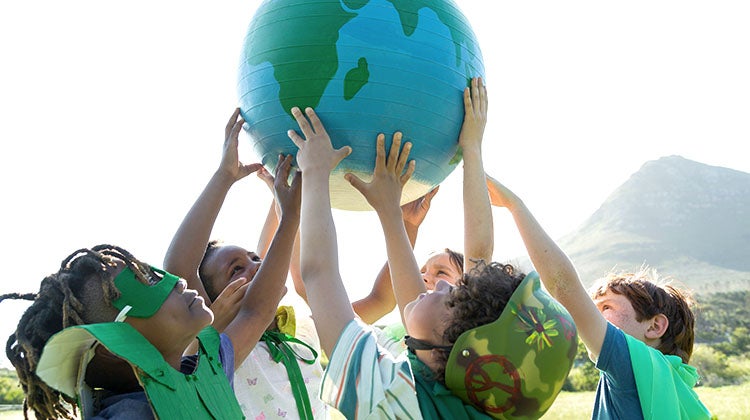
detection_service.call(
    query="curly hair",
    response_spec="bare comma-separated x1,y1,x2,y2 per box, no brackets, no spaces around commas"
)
590,267,696,363
4,245,148,420
432,260,526,383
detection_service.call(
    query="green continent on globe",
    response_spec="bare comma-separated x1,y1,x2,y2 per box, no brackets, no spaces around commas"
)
245,1,357,116
246,0,476,117
386,0,478,67
344,57,369,101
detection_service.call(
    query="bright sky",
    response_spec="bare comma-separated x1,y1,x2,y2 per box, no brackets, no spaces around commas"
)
1,1,748,368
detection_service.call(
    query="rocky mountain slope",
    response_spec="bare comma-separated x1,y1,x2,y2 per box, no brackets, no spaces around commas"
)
558,155,750,293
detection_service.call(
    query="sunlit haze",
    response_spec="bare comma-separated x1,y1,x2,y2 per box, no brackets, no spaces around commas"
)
1,1,748,367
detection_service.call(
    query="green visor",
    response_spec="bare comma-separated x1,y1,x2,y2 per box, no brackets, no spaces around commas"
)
112,266,179,318
445,272,578,419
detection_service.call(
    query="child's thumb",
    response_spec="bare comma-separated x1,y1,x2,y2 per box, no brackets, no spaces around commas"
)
336,145,353,161
345,173,366,194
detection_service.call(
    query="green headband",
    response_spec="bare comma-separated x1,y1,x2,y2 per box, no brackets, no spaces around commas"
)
112,266,178,318
444,272,578,419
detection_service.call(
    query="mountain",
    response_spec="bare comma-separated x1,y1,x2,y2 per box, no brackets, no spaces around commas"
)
558,155,750,293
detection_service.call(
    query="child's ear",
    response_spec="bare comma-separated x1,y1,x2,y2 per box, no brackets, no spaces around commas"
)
645,313,669,340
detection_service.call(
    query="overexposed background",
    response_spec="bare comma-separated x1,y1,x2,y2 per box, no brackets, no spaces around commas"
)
1,1,748,368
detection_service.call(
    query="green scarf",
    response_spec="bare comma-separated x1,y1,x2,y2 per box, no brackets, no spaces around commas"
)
261,306,318,420
408,352,492,420
624,334,711,420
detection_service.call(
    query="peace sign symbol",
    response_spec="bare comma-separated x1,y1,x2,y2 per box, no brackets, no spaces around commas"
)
464,354,522,414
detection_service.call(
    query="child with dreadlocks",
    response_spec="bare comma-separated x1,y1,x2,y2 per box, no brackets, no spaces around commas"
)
288,77,578,419
486,177,712,419
4,151,299,419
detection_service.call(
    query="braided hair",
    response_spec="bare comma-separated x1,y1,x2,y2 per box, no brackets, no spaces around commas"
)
4,244,147,420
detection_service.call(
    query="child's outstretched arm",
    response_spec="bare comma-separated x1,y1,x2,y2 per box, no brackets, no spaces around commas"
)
288,107,355,355
259,167,434,324
351,188,438,324
486,175,607,358
164,108,262,303
346,133,421,328
224,154,301,368
255,166,281,259
250,168,310,303
460,77,493,273
269,189,435,324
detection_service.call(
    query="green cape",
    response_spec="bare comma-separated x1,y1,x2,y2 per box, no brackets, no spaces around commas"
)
624,334,711,420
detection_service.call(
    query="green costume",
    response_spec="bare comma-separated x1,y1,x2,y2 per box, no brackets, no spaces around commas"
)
445,272,578,419
409,352,490,419
624,334,711,420
35,265,244,419
37,323,243,419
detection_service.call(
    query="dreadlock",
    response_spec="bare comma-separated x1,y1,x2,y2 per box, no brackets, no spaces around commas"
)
4,244,147,420
0,293,36,302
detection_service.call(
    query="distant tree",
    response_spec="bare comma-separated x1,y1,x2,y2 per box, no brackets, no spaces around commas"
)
691,344,750,387
715,326,750,356
0,375,23,404
563,340,599,392
694,291,750,345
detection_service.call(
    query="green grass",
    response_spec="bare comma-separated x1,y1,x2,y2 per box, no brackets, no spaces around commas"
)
1,382,748,419
540,390,595,419
540,382,750,419
695,383,750,419
0,410,23,419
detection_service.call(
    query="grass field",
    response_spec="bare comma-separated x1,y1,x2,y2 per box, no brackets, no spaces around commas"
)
540,382,750,419
0,410,22,420
1,382,748,418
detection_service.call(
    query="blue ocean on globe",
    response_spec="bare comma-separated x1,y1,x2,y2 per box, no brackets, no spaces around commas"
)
238,0,484,210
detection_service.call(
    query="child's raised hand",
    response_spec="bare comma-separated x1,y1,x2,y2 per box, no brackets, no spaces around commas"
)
272,154,301,220
457,77,488,151
346,132,415,213
256,166,275,192
208,277,251,332
486,173,521,209
287,107,351,175
222,108,263,181
401,186,439,229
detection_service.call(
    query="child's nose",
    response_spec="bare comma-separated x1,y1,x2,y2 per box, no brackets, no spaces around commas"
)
176,279,187,293
246,261,261,279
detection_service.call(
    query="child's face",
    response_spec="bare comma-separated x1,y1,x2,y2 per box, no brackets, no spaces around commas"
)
203,245,262,296
420,252,462,291
126,275,214,350
594,290,652,342
403,279,453,346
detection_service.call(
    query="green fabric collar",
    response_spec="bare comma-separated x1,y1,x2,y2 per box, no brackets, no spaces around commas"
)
407,352,490,420
35,323,243,419
624,333,711,420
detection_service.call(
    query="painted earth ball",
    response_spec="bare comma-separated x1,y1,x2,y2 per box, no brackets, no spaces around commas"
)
238,0,484,210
